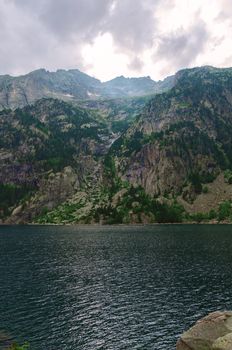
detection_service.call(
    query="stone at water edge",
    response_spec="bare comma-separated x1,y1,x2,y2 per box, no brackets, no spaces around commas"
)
176,311,232,350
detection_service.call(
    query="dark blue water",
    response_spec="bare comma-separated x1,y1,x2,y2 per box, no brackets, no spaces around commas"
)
0,225,232,350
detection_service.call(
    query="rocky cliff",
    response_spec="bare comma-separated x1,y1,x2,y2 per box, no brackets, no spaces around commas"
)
108,67,232,216
113,66,232,192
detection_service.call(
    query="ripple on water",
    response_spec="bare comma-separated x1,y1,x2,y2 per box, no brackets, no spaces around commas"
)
1,224,232,349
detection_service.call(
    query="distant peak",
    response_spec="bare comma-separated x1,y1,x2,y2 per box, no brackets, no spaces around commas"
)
30,68,47,74
27,68,48,78
108,75,154,82
115,75,126,80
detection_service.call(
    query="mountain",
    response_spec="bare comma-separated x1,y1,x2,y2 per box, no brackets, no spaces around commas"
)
0,68,101,110
1,66,232,224
0,94,147,223
112,65,232,194
106,66,232,220
0,68,174,110
0,98,111,222
101,75,174,98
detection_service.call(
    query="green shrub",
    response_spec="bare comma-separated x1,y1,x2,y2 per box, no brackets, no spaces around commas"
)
208,209,217,220
202,186,209,194
190,212,207,223
218,201,232,221
224,169,232,184
189,173,202,194
154,202,184,223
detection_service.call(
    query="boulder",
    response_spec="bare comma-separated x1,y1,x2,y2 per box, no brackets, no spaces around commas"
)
11,205,23,216
177,311,232,350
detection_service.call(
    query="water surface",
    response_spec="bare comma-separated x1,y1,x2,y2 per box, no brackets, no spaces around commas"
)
0,224,232,349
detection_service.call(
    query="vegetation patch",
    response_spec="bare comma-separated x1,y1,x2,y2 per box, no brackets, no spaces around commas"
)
35,201,86,224
187,200,232,223
224,169,232,184
92,186,186,224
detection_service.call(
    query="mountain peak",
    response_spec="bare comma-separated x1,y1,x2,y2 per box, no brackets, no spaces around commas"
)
28,68,47,76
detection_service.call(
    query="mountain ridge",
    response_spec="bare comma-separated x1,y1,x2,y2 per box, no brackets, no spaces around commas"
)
0,67,175,110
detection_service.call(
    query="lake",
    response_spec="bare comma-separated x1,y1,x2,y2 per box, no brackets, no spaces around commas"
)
0,225,232,350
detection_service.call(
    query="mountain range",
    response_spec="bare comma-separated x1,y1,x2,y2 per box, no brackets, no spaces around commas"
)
0,68,174,110
1,65,232,224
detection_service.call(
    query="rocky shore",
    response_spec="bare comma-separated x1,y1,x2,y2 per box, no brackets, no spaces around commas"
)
177,311,232,349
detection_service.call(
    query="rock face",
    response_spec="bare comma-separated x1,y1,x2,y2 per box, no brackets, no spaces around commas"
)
113,66,232,197
177,311,232,350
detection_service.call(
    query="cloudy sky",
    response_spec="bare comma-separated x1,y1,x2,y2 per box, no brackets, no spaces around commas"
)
1,0,232,81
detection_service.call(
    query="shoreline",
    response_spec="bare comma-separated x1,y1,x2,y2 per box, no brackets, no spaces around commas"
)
0,221,232,227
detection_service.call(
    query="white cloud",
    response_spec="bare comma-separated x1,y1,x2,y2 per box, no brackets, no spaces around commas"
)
82,33,130,81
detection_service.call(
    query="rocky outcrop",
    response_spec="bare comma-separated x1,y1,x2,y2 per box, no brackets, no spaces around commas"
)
5,166,79,224
177,311,232,350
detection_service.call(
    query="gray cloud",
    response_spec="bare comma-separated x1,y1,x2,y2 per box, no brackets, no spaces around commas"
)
38,0,160,70
0,1,84,75
0,0,227,79
0,0,110,74
156,20,209,72
3,0,161,75
127,56,144,72
106,0,157,53
40,0,111,42
9,0,159,49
